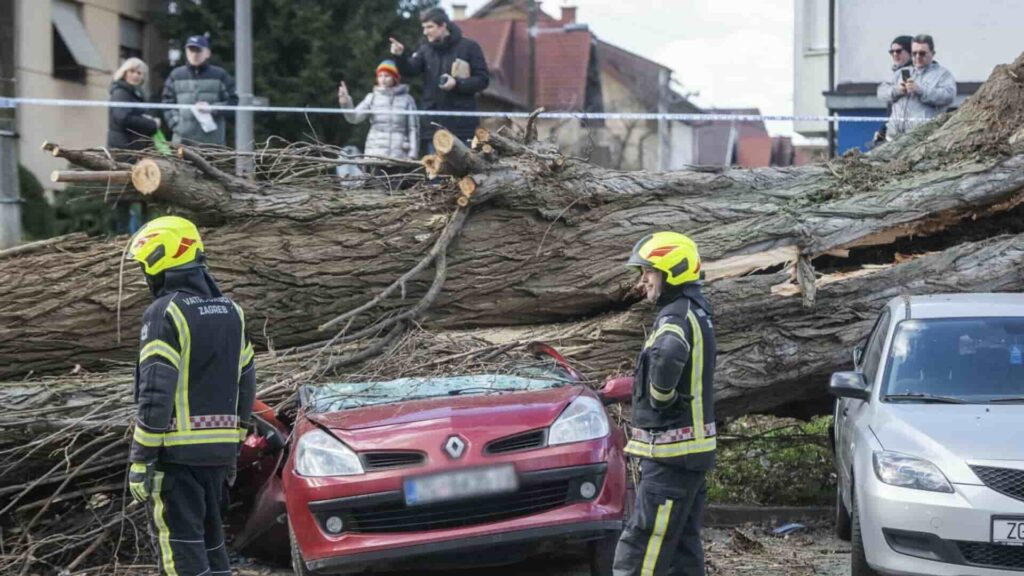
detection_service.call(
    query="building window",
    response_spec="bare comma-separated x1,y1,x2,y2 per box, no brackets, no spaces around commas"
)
51,0,107,82
120,17,144,62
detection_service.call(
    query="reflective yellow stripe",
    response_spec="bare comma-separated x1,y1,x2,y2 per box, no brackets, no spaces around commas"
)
649,385,676,403
133,426,165,447
239,427,248,441
644,322,688,349
687,310,705,439
625,437,717,458
165,302,191,433
152,471,178,576
161,430,243,446
139,340,180,370
241,343,254,368
640,498,674,576
232,302,248,380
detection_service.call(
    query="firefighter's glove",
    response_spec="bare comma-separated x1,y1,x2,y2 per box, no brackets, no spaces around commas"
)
129,461,154,503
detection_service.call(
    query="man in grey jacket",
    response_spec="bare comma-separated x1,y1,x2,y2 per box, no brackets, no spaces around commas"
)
878,34,956,141
161,35,237,146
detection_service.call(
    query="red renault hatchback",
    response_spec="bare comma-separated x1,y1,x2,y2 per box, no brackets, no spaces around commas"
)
270,345,632,575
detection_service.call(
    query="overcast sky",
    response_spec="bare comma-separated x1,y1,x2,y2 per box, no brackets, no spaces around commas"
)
440,0,796,136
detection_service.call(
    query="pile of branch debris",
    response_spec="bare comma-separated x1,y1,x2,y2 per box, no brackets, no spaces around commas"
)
2,52,1024,573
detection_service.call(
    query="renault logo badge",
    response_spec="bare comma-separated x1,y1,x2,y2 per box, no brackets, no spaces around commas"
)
444,436,466,459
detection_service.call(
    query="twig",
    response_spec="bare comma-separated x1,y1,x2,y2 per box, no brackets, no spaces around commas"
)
318,208,467,331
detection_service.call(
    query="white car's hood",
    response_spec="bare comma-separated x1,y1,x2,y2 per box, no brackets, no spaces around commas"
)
871,404,1024,484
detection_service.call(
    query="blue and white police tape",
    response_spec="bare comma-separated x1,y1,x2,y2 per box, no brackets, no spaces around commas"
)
0,96,926,124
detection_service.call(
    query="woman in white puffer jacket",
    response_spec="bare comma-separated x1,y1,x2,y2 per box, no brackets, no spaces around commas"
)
337,60,420,160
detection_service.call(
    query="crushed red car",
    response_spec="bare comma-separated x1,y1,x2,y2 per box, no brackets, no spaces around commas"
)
229,344,633,575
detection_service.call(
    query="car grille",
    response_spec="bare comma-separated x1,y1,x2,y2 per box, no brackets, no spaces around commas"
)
346,479,572,533
362,451,425,471
971,466,1024,502
956,541,1024,571
485,429,546,455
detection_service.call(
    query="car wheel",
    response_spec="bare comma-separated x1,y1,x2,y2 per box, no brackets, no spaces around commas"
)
835,482,852,541
850,491,880,576
588,533,619,576
289,518,315,576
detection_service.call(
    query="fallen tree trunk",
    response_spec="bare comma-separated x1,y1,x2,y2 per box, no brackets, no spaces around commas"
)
3,53,1024,388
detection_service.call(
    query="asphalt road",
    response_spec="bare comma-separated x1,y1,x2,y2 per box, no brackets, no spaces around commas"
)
242,526,850,576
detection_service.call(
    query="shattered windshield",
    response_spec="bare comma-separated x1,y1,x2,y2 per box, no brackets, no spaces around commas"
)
303,371,573,413
882,317,1024,403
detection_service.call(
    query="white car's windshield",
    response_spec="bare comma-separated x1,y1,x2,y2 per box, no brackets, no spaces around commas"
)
882,317,1024,403
303,369,573,413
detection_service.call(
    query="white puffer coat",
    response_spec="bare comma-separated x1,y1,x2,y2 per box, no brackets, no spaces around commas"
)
340,84,420,159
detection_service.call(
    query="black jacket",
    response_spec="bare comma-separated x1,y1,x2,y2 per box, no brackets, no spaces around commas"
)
625,283,717,470
395,23,489,142
107,81,159,151
130,266,256,467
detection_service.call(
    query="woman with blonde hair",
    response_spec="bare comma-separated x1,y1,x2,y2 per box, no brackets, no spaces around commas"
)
107,57,161,152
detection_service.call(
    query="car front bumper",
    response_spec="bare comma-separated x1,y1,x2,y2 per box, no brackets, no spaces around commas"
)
860,478,1024,575
288,446,627,574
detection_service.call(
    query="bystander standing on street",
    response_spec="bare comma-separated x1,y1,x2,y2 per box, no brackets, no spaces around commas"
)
880,34,956,141
337,60,420,161
161,34,238,146
389,8,489,152
873,35,912,146
107,57,160,233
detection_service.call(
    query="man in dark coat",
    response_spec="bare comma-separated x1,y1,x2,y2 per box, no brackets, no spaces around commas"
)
390,8,489,151
161,35,237,146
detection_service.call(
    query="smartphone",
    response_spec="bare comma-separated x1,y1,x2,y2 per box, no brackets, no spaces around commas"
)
900,68,911,82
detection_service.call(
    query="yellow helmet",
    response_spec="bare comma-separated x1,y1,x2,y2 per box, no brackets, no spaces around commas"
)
627,231,701,286
128,215,205,276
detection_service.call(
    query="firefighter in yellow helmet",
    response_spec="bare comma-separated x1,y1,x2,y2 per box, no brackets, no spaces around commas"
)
613,231,716,576
125,215,256,576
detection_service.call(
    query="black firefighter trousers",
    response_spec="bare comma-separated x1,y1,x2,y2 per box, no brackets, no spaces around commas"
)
612,459,708,576
147,463,231,576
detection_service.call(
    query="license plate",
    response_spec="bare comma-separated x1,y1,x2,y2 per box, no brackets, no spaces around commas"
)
404,465,517,506
992,517,1024,546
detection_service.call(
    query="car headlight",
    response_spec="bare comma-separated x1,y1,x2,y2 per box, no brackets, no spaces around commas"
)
872,451,953,493
294,429,364,477
548,396,609,446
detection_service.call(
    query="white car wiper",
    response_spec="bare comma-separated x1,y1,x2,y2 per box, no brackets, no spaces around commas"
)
985,396,1024,404
884,393,967,404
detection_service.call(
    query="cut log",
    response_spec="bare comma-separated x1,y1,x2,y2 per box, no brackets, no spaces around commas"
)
50,170,131,184
433,129,487,176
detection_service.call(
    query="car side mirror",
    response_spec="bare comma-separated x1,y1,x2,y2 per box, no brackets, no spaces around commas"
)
829,371,870,401
852,346,864,368
598,375,634,405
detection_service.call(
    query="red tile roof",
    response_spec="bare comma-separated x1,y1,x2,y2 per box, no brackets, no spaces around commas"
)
456,18,594,111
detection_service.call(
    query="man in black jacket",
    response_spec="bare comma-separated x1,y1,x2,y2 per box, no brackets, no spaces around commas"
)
390,8,489,151
613,232,716,576
161,35,237,146
125,215,256,576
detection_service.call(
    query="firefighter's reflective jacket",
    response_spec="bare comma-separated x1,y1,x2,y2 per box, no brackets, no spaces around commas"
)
130,269,256,466
625,284,717,470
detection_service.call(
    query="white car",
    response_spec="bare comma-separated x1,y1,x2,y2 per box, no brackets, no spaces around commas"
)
831,294,1024,576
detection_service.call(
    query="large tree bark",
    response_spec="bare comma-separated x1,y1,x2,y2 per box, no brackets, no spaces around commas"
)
3,53,1024,392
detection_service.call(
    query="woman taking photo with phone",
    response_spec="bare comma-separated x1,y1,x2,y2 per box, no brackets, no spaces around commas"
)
337,60,419,161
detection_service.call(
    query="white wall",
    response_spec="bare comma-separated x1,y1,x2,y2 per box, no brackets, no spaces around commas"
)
668,121,694,169
793,0,830,137
838,0,1024,84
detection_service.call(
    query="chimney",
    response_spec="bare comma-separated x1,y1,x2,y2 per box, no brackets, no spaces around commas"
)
560,6,577,24
452,3,467,20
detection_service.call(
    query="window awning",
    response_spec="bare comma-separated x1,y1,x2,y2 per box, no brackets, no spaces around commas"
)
51,0,107,71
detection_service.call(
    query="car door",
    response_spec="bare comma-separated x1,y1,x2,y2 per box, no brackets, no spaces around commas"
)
837,309,890,492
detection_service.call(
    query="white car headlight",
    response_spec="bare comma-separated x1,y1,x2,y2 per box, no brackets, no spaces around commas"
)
294,429,364,477
548,396,610,446
872,451,953,493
